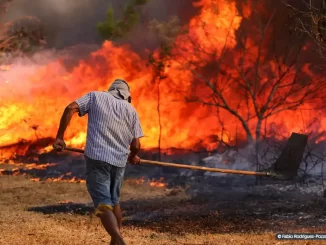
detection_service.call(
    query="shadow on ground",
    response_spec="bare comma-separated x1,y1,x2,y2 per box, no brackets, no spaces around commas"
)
27,202,94,215
27,193,326,235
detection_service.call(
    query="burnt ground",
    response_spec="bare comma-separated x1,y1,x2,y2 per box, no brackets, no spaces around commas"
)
27,181,326,235
1,176,326,244
1,151,326,244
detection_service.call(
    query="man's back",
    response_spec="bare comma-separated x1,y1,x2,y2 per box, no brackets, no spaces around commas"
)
75,91,143,167
53,79,143,245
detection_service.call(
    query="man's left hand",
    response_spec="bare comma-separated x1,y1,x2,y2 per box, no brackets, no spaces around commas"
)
128,155,141,165
53,138,66,151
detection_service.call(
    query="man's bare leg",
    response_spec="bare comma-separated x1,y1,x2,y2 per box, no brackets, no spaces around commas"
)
113,204,122,229
99,210,126,245
110,204,123,245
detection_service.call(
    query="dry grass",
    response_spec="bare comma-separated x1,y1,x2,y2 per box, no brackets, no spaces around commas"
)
0,175,325,245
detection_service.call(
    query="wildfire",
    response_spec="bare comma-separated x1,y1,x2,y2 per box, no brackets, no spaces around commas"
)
0,160,86,183
149,177,168,188
30,177,85,183
126,176,168,188
30,178,40,182
0,64,12,71
0,161,57,170
0,164,167,186
0,158,167,187
28,175,167,187
0,0,325,161
58,200,72,204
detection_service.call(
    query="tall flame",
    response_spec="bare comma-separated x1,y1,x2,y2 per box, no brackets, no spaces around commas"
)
0,0,325,160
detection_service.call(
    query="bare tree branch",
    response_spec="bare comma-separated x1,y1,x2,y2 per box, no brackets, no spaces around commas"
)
153,2,326,146
283,0,326,59
149,1,326,176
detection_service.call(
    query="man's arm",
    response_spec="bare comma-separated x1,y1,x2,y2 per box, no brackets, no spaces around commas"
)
53,92,92,151
128,111,144,164
55,102,80,140
128,138,141,164
130,138,141,157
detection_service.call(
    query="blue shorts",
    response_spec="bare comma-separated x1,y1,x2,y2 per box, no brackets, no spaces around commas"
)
85,156,125,215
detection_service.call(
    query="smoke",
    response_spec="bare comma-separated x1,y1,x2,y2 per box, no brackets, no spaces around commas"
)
0,44,98,100
1,0,197,50
2,0,309,60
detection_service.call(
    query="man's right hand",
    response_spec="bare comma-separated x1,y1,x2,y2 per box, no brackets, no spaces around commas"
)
52,138,66,151
128,154,141,165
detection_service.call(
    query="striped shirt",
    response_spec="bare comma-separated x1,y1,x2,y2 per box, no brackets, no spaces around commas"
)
75,91,144,167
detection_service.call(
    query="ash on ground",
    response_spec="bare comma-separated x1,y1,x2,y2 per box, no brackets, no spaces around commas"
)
122,176,326,233
122,150,326,233
6,148,326,233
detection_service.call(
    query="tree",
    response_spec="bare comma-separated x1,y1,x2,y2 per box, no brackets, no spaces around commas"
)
0,0,45,58
97,0,151,40
283,0,326,58
97,0,176,161
148,17,182,160
148,3,326,172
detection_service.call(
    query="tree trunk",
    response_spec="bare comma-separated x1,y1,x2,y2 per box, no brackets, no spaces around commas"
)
238,119,254,145
255,118,263,185
246,132,255,145
157,78,162,161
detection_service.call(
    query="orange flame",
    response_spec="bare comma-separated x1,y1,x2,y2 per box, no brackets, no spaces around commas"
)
0,160,167,186
58,200,72,204
0,161,57,169
149,177,168,188
29,177,86,183
126,176,167,188
0,65,12,71
0,0,325,161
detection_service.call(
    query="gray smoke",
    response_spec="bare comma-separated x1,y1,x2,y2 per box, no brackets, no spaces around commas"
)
1,0,196,49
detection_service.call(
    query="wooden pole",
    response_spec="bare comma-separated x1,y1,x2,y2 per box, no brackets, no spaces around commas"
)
140,159,268,176
64,147,268,177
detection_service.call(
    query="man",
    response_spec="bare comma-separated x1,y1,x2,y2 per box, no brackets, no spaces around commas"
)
52,79,144,245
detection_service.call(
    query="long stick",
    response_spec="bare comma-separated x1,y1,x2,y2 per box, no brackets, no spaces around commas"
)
64,147,270,177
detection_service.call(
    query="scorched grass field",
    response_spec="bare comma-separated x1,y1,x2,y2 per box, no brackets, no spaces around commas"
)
1,175,326,245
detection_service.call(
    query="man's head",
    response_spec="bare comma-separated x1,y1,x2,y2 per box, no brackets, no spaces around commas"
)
108,79,131,103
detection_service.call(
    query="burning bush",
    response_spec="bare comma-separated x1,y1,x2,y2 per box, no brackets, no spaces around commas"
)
0,0,326,162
